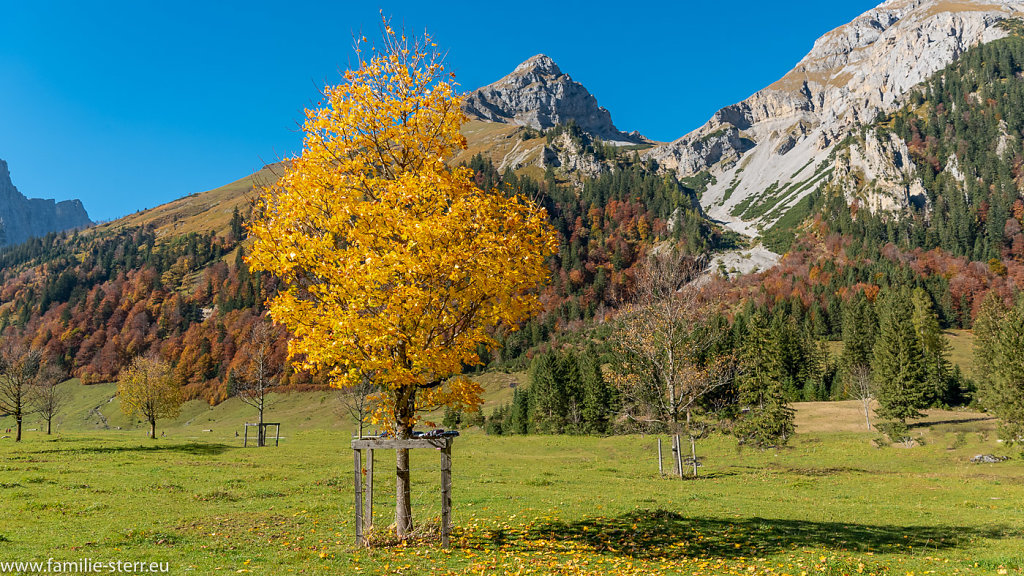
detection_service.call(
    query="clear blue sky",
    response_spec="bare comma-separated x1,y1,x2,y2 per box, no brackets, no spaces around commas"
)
0,1,880,222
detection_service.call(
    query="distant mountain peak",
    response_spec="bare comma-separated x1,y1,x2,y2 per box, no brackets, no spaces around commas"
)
513,54,561,76
0,158,92,246
463,54,645,144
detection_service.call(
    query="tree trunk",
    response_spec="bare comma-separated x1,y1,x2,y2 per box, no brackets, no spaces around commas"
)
46,417,52,435
15,414,22,442
150,417,157,440
394,385,416,540
863,402,871,430
258,406,265,447
395,444,413,538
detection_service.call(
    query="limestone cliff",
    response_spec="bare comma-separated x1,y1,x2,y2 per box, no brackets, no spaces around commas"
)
0,159,92,246
646,0,1023,235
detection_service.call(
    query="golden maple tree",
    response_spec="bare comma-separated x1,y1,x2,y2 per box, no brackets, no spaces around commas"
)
248,22,557,537
118,356,182,440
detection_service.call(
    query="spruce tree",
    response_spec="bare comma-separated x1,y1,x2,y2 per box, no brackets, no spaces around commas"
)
528,351,565,433
977,298,1024,443
735,313,795,448
872,289,928,441
507,387,530,434
579,349,612,434
973,291,1007,387
911,287,954,406
841,291,878,374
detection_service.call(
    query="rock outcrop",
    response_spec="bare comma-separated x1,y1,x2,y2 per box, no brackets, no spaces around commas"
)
0,159,92,246
646,0,1024,236
464,54,646,144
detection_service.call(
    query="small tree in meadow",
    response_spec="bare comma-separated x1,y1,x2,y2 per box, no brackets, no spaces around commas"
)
846,363,874,431
237,321,280,446
118,356,182,439
607,250,732,474
0,339,42,442
33,362,68,435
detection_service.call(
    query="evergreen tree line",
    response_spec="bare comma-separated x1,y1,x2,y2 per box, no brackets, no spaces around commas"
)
484,348,616,435
459,281,972,445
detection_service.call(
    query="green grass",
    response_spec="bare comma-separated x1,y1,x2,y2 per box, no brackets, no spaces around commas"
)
1,397,1023,575
947,329,977,379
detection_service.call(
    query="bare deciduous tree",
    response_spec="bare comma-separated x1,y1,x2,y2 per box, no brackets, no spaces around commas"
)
847,363,874,430
607,250,733,476
33,363,68,435
237,321,281,447
0,340,41,442
337,374,377,438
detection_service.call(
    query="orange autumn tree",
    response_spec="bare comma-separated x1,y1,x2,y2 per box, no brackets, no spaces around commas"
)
248,23,557,538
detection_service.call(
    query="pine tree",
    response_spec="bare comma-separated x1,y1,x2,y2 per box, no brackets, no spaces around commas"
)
735,313,795,448
560,350,584,433
528,351,565,433
841,291,878,374
911,287,954,406
872,289,928,441
229,207,245,242
579,349,612,434
507,387,530,434
976,298,1024,443
973,291,1007,387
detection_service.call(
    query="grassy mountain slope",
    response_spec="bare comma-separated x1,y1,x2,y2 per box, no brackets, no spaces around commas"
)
94,163,283,238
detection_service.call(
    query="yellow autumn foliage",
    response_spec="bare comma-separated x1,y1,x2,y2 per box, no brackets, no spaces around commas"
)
248,24,557,434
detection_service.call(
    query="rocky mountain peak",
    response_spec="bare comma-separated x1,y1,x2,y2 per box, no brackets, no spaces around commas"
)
513,54,561,76
647,0,1023,236
463,54,645,144
0,158,92,246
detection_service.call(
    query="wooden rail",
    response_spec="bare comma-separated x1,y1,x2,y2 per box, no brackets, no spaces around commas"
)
351,436,454,548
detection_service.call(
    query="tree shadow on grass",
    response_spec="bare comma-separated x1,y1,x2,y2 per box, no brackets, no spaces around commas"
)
908,416,995,429
35,443,232,456
510,509,1009,559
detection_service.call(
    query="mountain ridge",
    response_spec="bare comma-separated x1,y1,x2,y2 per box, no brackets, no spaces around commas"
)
0,158,92,246
647,0,1024,236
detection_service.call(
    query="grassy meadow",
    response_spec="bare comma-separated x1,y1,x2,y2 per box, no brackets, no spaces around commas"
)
1,379,1023,575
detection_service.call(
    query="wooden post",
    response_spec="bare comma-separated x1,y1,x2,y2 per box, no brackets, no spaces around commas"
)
689,435,698,478
671,434,676,478
657,438,663,475
350,436,456,548
243,425,248,447
363,449,374,534
674,434,683,478
353,449,364,547
440,440,452,548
